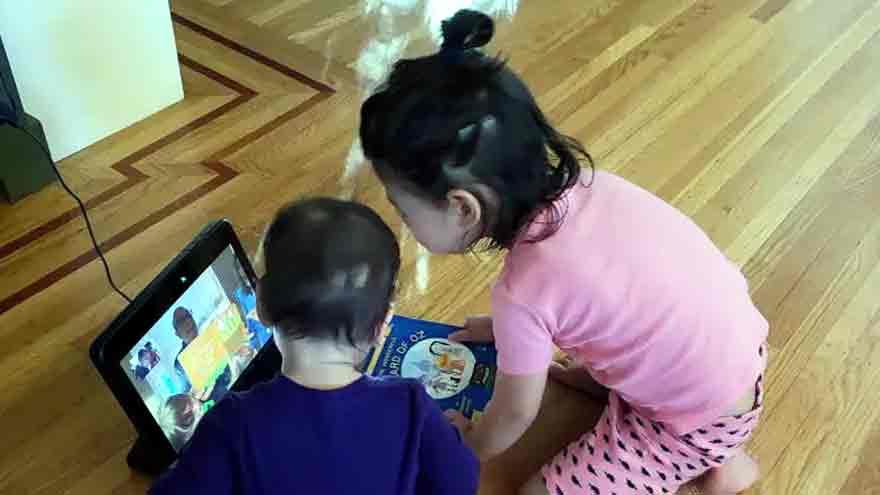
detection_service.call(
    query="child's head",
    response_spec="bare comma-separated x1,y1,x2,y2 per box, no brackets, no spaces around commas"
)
138,344,159,367
256,198,400,349
137,348,152,368
159,393,200,434
360,9,592,253
172,307,198,344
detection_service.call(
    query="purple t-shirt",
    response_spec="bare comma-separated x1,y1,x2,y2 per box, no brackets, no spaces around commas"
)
150,375,479,495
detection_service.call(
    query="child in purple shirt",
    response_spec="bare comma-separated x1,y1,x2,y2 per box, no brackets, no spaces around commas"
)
150,198,479,495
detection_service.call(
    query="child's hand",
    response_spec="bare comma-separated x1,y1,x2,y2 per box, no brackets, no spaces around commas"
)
449,316,494,343
236,336,256,358
194,385,213,402
444,410,472,434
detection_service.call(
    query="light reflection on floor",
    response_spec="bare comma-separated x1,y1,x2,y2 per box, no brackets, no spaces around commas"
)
339,0,519,295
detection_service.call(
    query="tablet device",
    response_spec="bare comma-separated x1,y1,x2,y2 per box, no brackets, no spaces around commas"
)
90,220,280,473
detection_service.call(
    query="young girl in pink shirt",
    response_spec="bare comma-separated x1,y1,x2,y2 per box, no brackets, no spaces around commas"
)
360,9,768,495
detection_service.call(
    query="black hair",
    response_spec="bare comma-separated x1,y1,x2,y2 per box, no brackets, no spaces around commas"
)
360,9,593,249
172,307,194,331
257,198,400,347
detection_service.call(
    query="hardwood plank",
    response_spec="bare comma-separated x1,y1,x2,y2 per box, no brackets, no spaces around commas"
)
725,81,880,268
2,2,879,494
693,24,880,251
0,94,236,245
751,0,796,23
837,416,880,495
524,0,696,106
751,214,880,439
171,0,356,89
750,103,880,351
579,12,761,164
754,242,880,493
665,0,879,215
610,15,768,182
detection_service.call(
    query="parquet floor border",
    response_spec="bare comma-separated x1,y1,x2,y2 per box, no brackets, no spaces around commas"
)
0,13,334,316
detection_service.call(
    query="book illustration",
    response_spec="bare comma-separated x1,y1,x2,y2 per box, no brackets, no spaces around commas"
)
401,339,475,400
366,315,497,418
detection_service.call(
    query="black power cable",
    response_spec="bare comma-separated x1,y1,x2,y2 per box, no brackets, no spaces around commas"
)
1,51,131,305
4,123,133,304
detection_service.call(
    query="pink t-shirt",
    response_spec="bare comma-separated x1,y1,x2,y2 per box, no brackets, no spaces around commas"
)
492,171,768,435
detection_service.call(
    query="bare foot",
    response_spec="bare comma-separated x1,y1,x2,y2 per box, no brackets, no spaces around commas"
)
702,451,759,494
548,360,608,401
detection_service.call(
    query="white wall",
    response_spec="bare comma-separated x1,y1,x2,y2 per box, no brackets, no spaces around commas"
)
0,1,184,160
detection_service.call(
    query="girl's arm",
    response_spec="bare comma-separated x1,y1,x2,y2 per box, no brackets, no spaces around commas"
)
450,310,552,460
462,369,547,461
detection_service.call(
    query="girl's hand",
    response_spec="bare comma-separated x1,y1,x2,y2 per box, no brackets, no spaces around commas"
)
449,316,494,343
444,410,472,435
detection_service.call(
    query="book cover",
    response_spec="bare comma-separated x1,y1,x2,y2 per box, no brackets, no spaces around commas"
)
365,315,497,421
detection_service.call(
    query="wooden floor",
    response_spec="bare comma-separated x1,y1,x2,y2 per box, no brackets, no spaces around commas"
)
1,0,879,493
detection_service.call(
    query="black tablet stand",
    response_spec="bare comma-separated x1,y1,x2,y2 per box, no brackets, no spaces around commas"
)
128,435,176,476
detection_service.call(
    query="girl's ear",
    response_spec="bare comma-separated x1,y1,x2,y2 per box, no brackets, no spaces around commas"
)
446,188,483,231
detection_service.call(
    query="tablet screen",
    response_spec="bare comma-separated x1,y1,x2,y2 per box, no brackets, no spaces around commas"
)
119,246,272,451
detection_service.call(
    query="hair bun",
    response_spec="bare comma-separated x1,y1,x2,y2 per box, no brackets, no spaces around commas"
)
441,9,494,51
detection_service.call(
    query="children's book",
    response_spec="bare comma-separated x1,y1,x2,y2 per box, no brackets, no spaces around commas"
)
365,315,497,421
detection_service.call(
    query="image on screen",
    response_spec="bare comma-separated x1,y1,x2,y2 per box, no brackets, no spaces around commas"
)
120,247,272,451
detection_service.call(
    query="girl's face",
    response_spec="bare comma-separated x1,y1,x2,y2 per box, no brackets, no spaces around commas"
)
383,180,484,254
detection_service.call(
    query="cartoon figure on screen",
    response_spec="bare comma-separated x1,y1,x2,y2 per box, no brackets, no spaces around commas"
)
172,307,233,403
227,344,257,381
157,393,209,451
235,284,272,350
133,342,160,380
